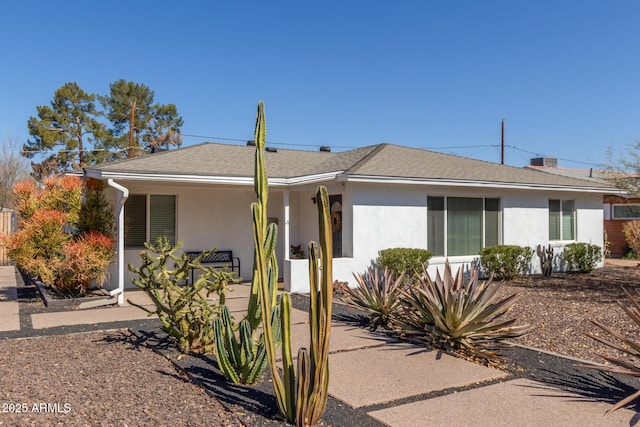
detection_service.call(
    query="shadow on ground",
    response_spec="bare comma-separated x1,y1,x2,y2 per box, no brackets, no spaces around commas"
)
109,328,384,427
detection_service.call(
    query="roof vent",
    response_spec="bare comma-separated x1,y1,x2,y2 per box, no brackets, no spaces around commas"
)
265,147,277,153
246,140,255,146
319,146,331,152
530,157,557,167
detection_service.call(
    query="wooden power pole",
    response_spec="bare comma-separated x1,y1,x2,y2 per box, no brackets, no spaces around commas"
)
501,119,505,165
128,101,136,158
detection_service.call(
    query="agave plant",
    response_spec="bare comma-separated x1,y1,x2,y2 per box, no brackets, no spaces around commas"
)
344,266,405,331
583,287,640,414
399,261,530,361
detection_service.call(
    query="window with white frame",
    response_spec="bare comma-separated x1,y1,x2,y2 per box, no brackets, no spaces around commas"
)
124,194,176,247
612,204,640,219
549,199,574,241
427,196,501,257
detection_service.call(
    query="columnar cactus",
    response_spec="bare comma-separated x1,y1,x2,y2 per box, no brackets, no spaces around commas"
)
536,244,553,276
211,101,280,384
259,184,333,426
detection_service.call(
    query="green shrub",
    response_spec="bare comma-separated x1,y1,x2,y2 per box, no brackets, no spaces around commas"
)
563,243,602,273
399,262,530,362
377,248,431,283
479,245,533,280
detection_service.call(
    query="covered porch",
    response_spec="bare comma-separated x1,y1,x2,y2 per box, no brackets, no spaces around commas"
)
91,175,351,303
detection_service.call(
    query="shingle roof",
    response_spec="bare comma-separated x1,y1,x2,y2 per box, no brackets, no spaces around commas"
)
524,165,611,183
86,142,613,190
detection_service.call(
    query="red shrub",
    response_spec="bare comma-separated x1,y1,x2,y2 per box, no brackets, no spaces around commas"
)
57,231,115,293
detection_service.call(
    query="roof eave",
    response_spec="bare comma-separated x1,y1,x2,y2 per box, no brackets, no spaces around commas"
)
337,174,617,193
83,169,340,187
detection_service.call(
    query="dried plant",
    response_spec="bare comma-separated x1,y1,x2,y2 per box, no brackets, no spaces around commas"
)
623,221,640,259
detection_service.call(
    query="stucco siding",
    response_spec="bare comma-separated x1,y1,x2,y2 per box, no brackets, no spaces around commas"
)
502,191,549,248
352,183,428,269
102,179,606,294
105,182,269,290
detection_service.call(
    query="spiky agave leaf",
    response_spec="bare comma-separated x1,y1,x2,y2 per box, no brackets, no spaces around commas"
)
582,287,640,414
399,261,530,361
345,266,405,330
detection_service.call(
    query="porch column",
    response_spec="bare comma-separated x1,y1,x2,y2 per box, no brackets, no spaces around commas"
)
284,189,290,261
107,179,129,305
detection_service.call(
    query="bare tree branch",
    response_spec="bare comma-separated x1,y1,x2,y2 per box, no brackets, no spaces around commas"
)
0,135,31,209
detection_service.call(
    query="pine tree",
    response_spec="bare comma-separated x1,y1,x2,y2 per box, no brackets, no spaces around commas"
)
98,79,183,159
24,82,106,180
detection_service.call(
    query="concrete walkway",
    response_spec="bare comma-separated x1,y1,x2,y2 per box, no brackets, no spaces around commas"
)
1,265,638,426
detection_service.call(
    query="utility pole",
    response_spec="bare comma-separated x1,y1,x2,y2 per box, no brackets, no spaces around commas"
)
501,119,505,165
128,100,136,158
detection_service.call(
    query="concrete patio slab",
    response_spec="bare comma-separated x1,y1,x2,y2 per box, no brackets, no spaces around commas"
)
327,343,509,408
0,267,18,288
31,306,158,329
285,323,388,357
0,311,20,331
0,285,17,302
368,378,638,427
221,301,308,325
0,267,20,331
0,298,19,314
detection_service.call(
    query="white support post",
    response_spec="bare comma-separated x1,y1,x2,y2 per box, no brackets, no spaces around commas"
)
107,179,129,305
284,189,290,261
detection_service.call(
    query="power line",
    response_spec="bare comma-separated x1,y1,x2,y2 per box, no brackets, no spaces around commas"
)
506,145,599,167
181,133,360,149
9,133,603,168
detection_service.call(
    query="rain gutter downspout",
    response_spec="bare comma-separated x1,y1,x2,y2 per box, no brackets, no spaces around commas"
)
107,179,129,305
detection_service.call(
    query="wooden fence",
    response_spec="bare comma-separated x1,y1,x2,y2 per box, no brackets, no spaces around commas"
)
0,209,16,266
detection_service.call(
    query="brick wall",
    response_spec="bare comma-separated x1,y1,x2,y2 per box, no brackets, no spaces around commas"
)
605,219,629,257
603,195,640,257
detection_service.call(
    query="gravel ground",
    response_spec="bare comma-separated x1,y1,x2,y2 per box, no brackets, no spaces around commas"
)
0,330,246,427
497,262,640,364
2,262,640,425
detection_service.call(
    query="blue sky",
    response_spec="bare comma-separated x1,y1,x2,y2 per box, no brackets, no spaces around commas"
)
1,1,639,168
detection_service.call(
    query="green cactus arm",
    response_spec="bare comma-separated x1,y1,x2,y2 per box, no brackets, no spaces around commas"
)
296,348,311,426
213,317,241,384
307,241,320,371
281,292,297,422
246,341,268,385
239,319,253,359
306,186,334,426
247,274,262,328
222,306,241,368
254,102,268,225
317,186,334,314
126,299,155,316
253,202,287,414
265,222,279,308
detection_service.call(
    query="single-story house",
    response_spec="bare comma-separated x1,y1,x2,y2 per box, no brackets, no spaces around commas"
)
82,142,614,304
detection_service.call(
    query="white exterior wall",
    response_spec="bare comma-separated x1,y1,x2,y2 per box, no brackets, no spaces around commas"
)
104,181,286,290
286,182,606,291
351,183,427,270
104,179,605,294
